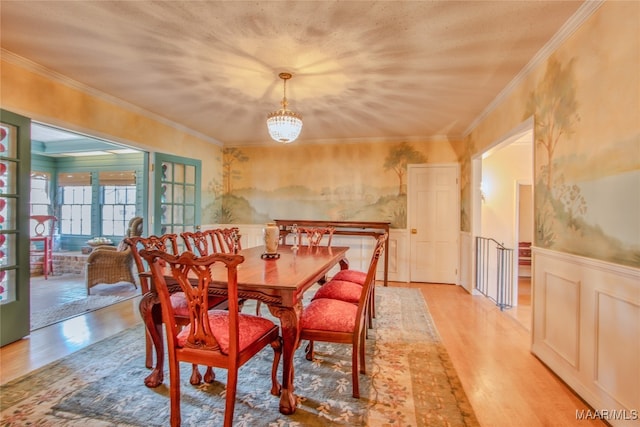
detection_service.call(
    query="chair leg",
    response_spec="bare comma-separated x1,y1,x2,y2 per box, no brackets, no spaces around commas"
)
359,326,367,375
168,356,181,427
255,301,262,316
189,364,202,385
305,340,315,361
224,369,238,427
368,285,376,327
352,340,360,398
371,284,376,319
270,336,283,396
204,367,215,383
145,332,153,369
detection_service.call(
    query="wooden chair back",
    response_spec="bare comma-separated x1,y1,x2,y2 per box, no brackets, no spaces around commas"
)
29,215,57,278
298,226,335,248
142,250,243,351
124,234,180,294
357,232,387,320
139,249,281,427
30,215,57,237
181,227,241,256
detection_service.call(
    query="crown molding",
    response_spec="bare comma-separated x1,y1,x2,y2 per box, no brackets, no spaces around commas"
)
463,0,605,137
1,49,223,147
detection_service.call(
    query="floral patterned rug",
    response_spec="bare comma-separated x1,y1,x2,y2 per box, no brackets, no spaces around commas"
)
1,287,479,426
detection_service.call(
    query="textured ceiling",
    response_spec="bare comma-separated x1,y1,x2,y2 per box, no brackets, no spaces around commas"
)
1,1,584,146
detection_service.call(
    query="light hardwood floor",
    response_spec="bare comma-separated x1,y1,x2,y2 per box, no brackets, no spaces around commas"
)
0,279,604,427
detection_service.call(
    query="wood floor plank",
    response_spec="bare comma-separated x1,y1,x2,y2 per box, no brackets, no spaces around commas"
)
408,282,604,427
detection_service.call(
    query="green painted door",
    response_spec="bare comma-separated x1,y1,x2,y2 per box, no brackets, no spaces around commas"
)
152,153,201,247
0,110,31,346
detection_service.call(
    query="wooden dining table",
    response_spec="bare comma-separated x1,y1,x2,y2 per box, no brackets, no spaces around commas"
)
139,244,349,415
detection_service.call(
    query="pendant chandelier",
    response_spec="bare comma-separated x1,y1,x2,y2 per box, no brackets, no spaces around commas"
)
266,72,303,143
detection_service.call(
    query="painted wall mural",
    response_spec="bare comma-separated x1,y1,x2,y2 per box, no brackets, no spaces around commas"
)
458,135,475,233
458,2,639,268
210,141,429,229
525,53,639,268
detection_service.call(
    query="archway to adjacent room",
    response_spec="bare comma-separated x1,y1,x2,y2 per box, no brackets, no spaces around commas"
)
471,118,534,330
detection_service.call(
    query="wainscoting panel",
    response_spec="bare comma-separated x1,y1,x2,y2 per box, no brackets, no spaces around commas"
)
541,272,580,368
595,291,640,411
532,248,640,426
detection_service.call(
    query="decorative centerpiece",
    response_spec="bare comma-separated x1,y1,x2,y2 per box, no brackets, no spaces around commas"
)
87,237,113,247
261,222,280,259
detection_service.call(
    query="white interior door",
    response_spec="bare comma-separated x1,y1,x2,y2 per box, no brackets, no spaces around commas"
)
408,164,460,284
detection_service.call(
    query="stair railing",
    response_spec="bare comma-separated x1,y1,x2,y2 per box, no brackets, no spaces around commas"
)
475,236,514,311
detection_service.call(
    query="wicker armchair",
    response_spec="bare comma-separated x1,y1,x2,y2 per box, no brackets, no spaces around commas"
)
85,217,143,294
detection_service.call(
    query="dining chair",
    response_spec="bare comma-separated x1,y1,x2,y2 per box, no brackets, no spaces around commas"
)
139,249,282,427
299,232,387,398
125,234,228,384
181,229,222,255
297,226,335,248
181,227,241,256
313,233,388,328
29,215,57,279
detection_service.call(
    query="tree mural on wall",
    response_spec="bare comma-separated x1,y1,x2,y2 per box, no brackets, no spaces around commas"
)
525,56,580,191
384,141,427,196
524,56,587,247
222,148,248,194
459,136,475,233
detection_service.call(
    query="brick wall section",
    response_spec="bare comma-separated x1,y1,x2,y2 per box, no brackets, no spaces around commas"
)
50,252,88,275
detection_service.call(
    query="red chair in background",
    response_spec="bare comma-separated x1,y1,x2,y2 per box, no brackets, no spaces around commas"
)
29,215,57,279
299,232,387,398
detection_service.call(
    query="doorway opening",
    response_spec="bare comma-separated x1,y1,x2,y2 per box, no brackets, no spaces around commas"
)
29,122,145,330
472,119,533,330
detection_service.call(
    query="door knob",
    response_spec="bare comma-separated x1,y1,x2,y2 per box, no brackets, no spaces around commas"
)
411,228,417,234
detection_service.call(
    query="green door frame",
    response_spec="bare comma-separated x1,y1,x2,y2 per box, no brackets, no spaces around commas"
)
1,110,32,346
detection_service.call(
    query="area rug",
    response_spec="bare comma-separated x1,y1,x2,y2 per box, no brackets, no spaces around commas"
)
2,287,479,426
30,294,133,331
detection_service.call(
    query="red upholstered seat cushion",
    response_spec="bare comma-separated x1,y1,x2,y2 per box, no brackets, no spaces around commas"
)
170,292,224,317
300,298,357,333
332,269,366,285
177,310,276,354
312,279,362,304
170,292,190,317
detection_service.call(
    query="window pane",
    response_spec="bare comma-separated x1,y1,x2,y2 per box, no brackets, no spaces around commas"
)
185,185,195,204
161,162,172,181
100,183,136,237
185,165,195,184
30,172,52,216
162,204,171,223
174,185,184,203
58,183,92,236
185,205,195,224
173,205,183,224
102,205,114,219
173,163,185,184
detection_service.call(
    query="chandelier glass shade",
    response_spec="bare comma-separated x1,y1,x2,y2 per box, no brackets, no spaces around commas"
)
267,72,303,143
